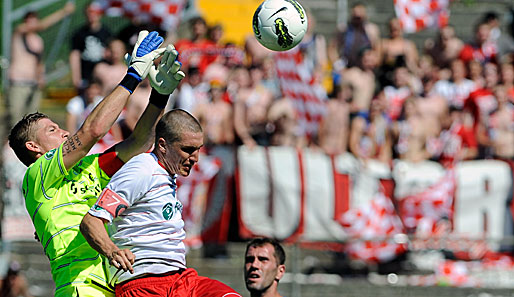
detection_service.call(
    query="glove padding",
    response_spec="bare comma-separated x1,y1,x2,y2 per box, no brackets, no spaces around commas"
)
148,44,186,95
126,30,165,81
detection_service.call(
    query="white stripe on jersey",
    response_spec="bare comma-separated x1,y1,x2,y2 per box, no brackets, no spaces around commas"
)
89,153,186,284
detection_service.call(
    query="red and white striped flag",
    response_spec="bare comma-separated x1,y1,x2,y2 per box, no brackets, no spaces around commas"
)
274,48,327,138
398,169,456,233
338,192,407,263
394,0,450,33
95,0,187,31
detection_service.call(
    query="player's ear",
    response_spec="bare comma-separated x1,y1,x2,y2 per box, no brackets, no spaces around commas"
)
25,140,43,154
276,264,285,281
157,138,167,154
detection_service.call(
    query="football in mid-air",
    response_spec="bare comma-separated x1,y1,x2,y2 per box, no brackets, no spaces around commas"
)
252,0,308,51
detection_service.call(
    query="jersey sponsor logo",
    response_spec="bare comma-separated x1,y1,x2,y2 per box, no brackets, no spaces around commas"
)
96,188,128,217
162,201,183,220
44,149,56,160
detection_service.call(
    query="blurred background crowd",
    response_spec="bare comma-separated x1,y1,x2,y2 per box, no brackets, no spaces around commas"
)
1,0,514,295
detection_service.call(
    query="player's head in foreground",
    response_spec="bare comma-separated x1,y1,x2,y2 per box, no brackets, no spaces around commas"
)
244,237,286,297
9,112,70,166
153,109,203,177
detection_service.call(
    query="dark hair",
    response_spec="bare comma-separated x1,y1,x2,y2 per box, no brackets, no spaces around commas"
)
23,11,38,20
155,109,202,145
245,237,286,265
9,112,49,166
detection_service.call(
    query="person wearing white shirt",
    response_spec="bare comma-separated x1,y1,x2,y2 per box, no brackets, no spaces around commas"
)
80,109,241,297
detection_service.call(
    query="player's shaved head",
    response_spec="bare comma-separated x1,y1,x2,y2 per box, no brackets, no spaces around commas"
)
9,112,49,166
155,109,203,145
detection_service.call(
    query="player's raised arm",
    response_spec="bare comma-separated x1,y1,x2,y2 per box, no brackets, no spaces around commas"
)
62,31,165,170
113,44,186,163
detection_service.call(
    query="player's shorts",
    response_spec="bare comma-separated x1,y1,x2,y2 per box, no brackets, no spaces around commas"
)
114,268,241,297
55,281,115,297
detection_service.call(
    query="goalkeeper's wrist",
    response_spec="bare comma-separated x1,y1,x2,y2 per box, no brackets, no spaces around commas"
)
119,73,140,94
149,89,170,109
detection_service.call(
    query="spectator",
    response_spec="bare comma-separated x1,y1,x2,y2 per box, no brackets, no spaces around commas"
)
318,82,351,155
330,2,380,69
92,39,128,96
6,3,75,130
117,81,152,139
193,80,235,258
430,105,478,168
0,261,32,297
459,21,497,65
299,10,329,86
65,79,103,133
175,66,210,112
267,97,300,147
70,2,112,91
431,59,477,108
500,61,514,101
244,238,286,297
175,16,217,74
424,25,464,70
486,85,514,161
482,11,514,62
349,96,393,164
392,97,432,162
381,66,414,121
379,18,419,78
233,65,274,148
341,47,378,114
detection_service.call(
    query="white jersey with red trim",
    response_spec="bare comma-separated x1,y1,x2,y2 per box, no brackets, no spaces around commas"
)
89,153,186,285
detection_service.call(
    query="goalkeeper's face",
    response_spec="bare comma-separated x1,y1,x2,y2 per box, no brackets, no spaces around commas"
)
33,118,70,154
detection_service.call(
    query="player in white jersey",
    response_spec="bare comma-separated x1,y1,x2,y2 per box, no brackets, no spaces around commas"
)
80,109,241,297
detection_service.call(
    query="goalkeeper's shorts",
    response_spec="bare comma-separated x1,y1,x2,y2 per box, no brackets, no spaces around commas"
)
55,280,114,297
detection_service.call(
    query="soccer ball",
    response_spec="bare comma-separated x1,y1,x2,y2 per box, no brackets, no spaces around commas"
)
252,0,308,51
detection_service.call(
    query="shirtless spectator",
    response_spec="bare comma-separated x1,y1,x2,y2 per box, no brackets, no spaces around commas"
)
193,80,234,147
330,2,380,68
468,59,485,88
6,3,75,129
318,82,351,155
93,38,128,96
234,65,274,148
341,47,377,114
349,97,392,164
392,97,431,163
500,61,514,101
431,59,476,108
424,25,464,70
379,18,419,78
267,97,300,147
486,85,514,161
193,80,235,258
459,21,497,65
70,3,112,91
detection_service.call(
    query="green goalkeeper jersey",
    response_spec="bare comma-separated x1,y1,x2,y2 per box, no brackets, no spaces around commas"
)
22,143,123,296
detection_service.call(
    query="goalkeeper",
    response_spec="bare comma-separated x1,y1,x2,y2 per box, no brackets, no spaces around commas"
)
8,31,185,297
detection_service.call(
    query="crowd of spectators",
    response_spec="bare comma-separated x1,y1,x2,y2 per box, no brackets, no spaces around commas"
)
15,3,512,173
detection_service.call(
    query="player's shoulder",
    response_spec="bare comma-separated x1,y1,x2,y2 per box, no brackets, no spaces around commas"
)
124,153,159,172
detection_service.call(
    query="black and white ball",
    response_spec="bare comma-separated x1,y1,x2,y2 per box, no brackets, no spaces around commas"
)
252,0,308,51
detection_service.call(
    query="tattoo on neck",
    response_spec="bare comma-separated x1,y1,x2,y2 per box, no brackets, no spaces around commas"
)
63,135,82,154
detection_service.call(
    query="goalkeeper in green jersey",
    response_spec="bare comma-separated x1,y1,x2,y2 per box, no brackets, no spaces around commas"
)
8,31,185,297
